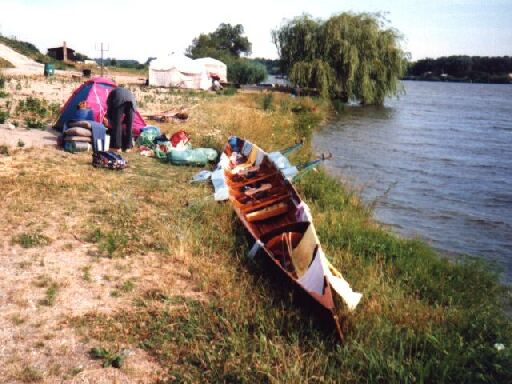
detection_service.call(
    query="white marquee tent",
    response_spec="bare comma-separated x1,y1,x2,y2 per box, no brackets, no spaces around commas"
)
194,57,227,83
149,54,211,90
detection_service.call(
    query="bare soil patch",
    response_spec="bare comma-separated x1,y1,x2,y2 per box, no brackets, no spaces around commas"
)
0,147,205,383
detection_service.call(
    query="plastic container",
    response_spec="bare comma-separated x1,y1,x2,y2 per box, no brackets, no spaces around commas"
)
44,63,55,77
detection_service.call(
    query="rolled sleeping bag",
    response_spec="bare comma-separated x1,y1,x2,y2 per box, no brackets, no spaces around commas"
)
167,148,217,166
63,135,92,143
67,120,92,129
64,127,92,137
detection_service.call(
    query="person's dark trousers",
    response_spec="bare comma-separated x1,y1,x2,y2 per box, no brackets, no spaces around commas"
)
110,102,133,150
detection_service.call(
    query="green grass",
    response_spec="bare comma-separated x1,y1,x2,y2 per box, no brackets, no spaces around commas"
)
41,282,59,306
262,92,274,111
5,91,510,383
12,232,51,248
82,265,92,282
15,366,43,383
0,57,14,68
0,110,9,124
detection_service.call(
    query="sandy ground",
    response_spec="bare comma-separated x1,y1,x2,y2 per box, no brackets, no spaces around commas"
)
0,51,206,382
0,124,59,148
0,147,205,383
0,227,197,383
0,71,202,151
0,43,44,74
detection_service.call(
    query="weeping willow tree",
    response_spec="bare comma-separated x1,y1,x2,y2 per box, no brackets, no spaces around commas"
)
272,13,408,104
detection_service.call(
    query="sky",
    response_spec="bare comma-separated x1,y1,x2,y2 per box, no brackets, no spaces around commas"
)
0,0,511,62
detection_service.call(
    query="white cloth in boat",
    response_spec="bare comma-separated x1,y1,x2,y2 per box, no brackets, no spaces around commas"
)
298,247,362,311
290,223,319,277
268,151,298,180
320,250,362,311
295,201,313,222
213,153,230,201
242,141,252,156
298,249,325,295
255,149,265,166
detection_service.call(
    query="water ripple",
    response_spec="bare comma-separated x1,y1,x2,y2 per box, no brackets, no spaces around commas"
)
314,81,512,283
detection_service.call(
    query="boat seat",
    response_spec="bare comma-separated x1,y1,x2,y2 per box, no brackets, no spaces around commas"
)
227,171,279,188
260,221,311,244
239,192,290,213
234,185,288,205
245,202,289,222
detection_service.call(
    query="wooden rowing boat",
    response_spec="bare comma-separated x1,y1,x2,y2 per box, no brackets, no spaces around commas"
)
220,136,362,341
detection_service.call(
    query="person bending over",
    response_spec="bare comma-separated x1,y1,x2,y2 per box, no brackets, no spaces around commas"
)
106,87,136,153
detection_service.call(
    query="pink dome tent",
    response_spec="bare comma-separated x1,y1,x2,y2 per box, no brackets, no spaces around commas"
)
54,77,146,136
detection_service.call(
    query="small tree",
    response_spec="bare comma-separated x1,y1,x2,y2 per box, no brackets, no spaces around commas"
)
187,23,264,84
228,59,267,84
273,13,408,104
186,23,251,60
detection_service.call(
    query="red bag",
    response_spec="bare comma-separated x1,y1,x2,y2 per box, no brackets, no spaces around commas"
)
170,130,190,147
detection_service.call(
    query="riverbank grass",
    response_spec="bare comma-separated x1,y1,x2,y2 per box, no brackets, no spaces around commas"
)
2,91,511,383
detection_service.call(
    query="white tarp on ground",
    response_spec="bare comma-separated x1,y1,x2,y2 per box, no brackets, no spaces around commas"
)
194,57,227,83
149,54,211,90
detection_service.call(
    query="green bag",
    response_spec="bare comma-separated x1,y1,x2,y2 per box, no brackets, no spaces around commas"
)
168,148,217,166
154,141,175,159
136,131,158,147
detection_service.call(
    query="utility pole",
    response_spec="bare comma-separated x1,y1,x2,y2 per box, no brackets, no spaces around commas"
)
95,42,109,77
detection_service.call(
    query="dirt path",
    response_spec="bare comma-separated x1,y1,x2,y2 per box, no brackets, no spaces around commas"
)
0,125,59,148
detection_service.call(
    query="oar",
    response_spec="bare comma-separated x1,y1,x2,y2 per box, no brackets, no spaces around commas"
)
293,152,332,180
280,139,304,157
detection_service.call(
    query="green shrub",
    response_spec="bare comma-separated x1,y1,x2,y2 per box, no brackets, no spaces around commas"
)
217,87,237,96
0,58,14,69
228,59,267,84
262,93,273,111
25,118,46,129
12,232,51,248
332,99,345,113
0,110,8,123
86,227,129,258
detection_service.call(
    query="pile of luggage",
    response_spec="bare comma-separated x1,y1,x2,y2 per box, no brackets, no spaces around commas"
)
62,120,94,152
137,127,218,166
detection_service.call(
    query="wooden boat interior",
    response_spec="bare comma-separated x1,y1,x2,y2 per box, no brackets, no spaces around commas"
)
224,140,320,282
222,137,355,343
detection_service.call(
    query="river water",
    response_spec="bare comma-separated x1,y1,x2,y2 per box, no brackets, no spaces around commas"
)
313,81,512,283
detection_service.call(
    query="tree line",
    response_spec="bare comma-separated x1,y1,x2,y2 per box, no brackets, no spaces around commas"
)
186,23,267,85
187,13,407,105
406,56,512,83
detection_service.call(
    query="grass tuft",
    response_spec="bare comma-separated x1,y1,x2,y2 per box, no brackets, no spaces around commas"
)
16,366,43,383
12,232,51,248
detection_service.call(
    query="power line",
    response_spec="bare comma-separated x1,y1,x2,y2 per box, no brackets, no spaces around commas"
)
95,42,109,77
